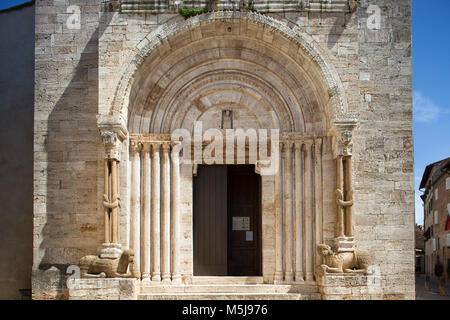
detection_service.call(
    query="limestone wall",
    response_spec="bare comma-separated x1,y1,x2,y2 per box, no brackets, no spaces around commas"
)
354,0,414,299
33,0,103,299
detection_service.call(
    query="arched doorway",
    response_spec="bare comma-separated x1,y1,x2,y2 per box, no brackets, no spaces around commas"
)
99,11,354,285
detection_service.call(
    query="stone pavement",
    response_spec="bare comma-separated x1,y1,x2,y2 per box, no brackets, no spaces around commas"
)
416,274,450,300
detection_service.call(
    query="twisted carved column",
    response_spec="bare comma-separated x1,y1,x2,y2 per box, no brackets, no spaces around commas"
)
333,122,357,251
100,130,123,258
344,157,354,237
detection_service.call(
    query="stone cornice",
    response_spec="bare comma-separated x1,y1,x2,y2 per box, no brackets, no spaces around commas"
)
110,0,358,14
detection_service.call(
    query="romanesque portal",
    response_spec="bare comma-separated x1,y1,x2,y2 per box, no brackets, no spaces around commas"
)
32,1,414,300
97,12,358,293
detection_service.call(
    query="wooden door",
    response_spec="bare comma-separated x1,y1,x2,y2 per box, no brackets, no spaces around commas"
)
193,165,261,276
227,165,261,276
193,165,228,275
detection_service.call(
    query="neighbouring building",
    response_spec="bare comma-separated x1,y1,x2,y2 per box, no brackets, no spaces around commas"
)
420,157,450,281
0,0,414,300
415,224,425,274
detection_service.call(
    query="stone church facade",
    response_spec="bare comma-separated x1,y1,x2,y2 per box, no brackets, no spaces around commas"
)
32,0,414,300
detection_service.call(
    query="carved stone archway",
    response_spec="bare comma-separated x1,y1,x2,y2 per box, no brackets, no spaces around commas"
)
97,11,358,285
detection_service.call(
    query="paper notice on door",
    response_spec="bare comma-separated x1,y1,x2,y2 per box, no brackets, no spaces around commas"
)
246,231,253,241
232,217,250,231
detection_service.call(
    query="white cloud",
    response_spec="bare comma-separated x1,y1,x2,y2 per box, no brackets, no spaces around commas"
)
413,91,449,123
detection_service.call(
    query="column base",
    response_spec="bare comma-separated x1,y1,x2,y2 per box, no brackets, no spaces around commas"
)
294,273,305,282
334,236,355,252
142,276,151,284
98,243,122,259
273,272,284,284
305,272,314,282
161,273,171,284
172,275,182,284
284,272,294,283
151,274,161,282
142,273,151,282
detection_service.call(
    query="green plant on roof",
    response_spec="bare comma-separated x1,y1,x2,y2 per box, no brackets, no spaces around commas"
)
178,7,207,20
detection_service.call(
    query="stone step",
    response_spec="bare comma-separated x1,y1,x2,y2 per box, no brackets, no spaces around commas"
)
140,283,319,295
192,276,264,285
138,292,321,300
141,284,293,294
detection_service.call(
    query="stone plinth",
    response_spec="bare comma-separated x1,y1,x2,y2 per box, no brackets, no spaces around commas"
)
334,236,355,252
316,273,383,300
98,243,122,259
69,279,138,300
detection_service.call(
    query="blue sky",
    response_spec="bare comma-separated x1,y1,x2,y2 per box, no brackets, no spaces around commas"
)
0,0,30,10
1,1,448,225
412,0,450,225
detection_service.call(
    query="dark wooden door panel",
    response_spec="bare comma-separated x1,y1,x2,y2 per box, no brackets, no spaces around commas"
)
227,165,261,276
193,165,227,276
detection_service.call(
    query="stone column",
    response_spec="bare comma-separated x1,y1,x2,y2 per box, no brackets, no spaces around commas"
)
344,157,354,237
141,143,151,280
171,142,182,284
161,143,171,283
283,142,294,282
100,130,123,258
151,143,161,282
274,144,283,283
111,159,119,243
130,141,141,277
294,142,304,282
335,155,345,237
332,121,357,251
314,138,323,267
303,141,314,282
104,159,110,244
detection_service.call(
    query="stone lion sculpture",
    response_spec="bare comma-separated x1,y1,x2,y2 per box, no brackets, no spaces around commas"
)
79,249,139,279
316,244,370,274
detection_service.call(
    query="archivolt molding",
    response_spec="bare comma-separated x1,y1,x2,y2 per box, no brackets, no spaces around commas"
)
109,12,348,121
131,66,306,133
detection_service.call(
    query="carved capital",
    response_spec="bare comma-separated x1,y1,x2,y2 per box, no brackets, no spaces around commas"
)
151,143,161,153
130,141,142,154
332,120,357,158
281,141,293,154
141,143,152,153
171,141,182,158
101,131,122,161
161,142,171,153
98,116,128,161
302,140,313,154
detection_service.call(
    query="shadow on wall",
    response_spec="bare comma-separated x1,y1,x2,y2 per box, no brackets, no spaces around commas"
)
33,7,114,299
